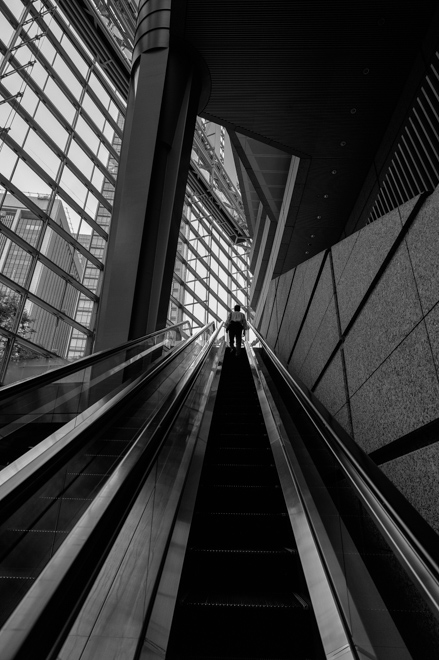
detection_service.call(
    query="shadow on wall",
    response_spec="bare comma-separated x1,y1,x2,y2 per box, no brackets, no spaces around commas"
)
257,186,439,534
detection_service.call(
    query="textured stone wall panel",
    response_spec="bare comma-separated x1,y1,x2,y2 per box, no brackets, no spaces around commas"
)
333,209,402,333
349,321,439,452
343,240,424,396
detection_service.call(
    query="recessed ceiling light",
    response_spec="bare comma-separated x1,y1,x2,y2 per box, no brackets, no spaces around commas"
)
350,108,357,114
305,251,309,255
340,141,346,146
363,68,370,75
324,194,329,198
310,234,315,238
332,170,337,174
317,216,321,220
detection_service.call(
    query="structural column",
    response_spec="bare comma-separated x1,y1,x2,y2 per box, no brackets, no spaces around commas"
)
95,1,206,350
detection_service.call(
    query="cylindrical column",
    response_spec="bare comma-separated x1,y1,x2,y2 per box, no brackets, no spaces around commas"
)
95,1,208,350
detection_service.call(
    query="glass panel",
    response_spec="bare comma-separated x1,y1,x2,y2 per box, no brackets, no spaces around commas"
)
59,34,89,77
34,104,69,150
42,12,63,43
0,238,33,286
44,78,75,123
84,191,100,218
0,320,195,444
82,93,105,130
0,109,28,147
89,72,111,108
11,159,52,196
26,59,49,92
91,168,105,191
59,167,88,207
29,260,66,308
103,121,115,143
68,141,93,178
40,226,73,272
55,199,81,235
38,35,57,65
20,85,40,116
75,116,99,152
23,131,61,180
66,281,92,307
4,338,66,385
0,283,22,333
51,54,83,100
12,39,33,67
0,143,18,180
8,0,24,19
14,213,44,247
97,142,110,167
0,13,14,46
75,220,92,248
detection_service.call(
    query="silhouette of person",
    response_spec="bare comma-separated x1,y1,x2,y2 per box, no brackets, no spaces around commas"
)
225,305,248,355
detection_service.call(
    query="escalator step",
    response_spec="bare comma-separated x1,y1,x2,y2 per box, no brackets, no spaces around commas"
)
167,350,324,660
181,594,306,608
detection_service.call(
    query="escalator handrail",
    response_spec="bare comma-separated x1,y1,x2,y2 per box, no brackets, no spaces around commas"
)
0,322,222,660
250,323,439,615
0,320,192,400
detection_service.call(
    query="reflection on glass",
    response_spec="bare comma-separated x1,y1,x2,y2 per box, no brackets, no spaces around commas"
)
4,338,67,384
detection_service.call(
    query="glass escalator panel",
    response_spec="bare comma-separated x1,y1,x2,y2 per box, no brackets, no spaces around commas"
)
0,322,214,626
0,322,192,469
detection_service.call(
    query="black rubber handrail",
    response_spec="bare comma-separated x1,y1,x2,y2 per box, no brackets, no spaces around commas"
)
0,322,222,660
0,320,191,401
251,324,439,619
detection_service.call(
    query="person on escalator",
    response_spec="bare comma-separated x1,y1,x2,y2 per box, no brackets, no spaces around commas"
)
225,305,248,356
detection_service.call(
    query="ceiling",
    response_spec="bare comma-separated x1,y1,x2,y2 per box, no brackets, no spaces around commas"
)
174,0,439,273
65,0,439,275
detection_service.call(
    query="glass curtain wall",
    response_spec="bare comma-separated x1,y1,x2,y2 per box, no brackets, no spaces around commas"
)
0,0,250,385
168,196,250,329
168,118,251,329
0,0,126,383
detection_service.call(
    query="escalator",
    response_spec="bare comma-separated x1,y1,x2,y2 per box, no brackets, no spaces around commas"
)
167,349,324,659
1,328,439,660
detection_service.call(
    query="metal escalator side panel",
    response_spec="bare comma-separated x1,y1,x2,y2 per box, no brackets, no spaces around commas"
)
246,342,413,660
139,342,226,660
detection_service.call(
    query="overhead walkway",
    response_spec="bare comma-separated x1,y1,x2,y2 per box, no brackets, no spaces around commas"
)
0,323,438,660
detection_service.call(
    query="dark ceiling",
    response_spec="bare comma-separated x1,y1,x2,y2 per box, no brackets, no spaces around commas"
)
175,0,439,273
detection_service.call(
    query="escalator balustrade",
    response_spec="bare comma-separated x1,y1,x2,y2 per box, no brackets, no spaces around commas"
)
167,348,325,659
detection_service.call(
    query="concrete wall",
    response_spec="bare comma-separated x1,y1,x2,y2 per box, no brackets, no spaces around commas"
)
257,187,439,533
